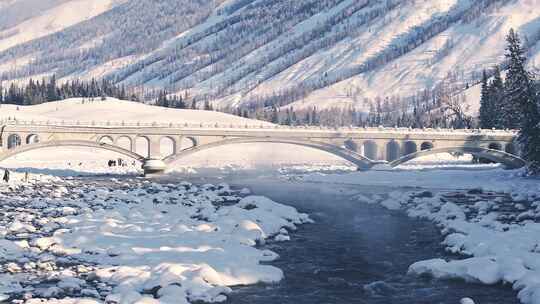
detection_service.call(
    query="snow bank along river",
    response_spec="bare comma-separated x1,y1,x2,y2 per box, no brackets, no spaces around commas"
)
0,174,311,303
0,169,536,303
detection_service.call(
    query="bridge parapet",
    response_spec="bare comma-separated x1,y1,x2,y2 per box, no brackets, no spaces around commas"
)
0,118,518,136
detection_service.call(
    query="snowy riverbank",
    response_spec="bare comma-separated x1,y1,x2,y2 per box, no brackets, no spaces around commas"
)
0,175,311,303
304,168,540,304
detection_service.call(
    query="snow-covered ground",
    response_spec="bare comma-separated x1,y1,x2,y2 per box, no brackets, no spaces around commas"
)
0,98,271,125
0,173,311,303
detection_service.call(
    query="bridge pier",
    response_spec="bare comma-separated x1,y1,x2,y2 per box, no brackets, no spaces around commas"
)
142,159,167,176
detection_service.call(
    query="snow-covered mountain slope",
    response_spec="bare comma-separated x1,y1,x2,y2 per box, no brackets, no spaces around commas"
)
0,97,272,125
0,0,539,112
0,0,124,52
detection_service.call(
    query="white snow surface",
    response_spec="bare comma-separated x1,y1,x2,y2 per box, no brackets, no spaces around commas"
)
0,97,272,125
0,173,311,303
0,0,122,52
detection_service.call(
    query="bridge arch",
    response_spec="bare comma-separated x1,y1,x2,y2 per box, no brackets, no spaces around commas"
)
488,142,503,151
7,134,22,149
98,135,114,145
26,134,40,144
344,139,358,152
420,141,434,151
389,146,526,169
362,141,378,160
403,141,417,155
160,136,176,157
505,142,516,154
164,137,376,170
386,140,400,161
0,140,146,163
135,136,151,158
116,136,133,151
180,137,197,151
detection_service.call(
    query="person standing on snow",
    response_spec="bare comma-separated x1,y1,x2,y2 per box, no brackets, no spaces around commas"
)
3,169,10,183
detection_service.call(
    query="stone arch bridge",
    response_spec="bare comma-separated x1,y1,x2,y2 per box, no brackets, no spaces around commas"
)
0,119,525,175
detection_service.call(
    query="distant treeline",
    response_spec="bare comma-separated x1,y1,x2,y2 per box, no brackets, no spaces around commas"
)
0,76,137,106
0,75,199,111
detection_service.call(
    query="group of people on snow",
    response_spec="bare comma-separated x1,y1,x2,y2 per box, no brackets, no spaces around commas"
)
108,158,134,167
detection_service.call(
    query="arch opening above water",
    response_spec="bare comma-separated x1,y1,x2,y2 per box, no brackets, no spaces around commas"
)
420,142,434,151
362,141,377,160
505,143,516,155
160,136,176,158
8,134,22,150
344,139,358,152
181,137,197,151
389,146,526,169
116,136,133,151
404,141,417,155
488,142,503,151
99,135,114,145
386,141,400,162
136,136,150,158
26,134,40,145
164,137,376,170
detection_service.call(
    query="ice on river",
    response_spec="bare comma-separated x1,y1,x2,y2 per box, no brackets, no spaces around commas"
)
0,174,311,303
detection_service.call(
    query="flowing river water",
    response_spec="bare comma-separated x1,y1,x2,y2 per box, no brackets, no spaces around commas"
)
155,171,519,304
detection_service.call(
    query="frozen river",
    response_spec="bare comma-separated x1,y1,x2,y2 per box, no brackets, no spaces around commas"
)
160,172,518,304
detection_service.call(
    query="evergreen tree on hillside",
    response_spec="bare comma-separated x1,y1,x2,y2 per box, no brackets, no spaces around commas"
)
489,67,505,128
504,29,540,173
1,76,139,105
270,106,279,124
503,29,532,129
479,70,494,129
46,75,58,101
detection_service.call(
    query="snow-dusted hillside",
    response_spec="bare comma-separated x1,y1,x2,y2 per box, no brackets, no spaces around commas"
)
0,0,124,52
0,97,272,125
0,0,539,112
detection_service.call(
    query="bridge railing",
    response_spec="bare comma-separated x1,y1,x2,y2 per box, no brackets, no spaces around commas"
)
0,117,518,135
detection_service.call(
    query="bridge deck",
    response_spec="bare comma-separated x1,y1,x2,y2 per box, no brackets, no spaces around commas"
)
0,119,524,174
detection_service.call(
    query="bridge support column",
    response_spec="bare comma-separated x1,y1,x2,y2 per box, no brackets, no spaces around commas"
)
142,159,167,176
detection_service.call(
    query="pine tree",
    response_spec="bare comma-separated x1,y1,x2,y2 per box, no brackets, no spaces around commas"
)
270,106,279,124
503,29,531,129
504,29,540,173
311,107,318,125
479,70,494,129
284,108,292,125
490,67,505,128
46,75,57,101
